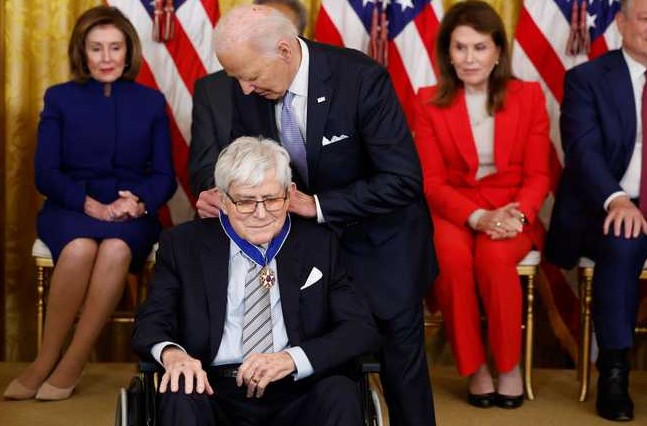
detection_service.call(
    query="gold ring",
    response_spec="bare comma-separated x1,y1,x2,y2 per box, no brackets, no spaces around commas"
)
251,377,259,384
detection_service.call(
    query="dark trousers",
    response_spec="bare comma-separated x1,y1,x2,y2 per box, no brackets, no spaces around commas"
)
376,304,436,426
583,228,647,349
158,374,362,426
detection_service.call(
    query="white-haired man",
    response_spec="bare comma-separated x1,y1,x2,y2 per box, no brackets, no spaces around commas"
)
134,136,379,426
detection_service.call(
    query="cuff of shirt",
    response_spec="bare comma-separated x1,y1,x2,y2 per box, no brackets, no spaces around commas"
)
468,209,487,230
284,347,314,380
314,195,325,224
604,191,628,211
151,341,186,367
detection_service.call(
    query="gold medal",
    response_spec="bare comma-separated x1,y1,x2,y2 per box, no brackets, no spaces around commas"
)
259,266,275,289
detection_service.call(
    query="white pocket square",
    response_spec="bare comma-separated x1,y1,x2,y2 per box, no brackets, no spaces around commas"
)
321,134,349,146
300,267,323,290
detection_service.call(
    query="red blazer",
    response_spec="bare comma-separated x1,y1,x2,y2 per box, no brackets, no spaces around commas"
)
413,80,551,248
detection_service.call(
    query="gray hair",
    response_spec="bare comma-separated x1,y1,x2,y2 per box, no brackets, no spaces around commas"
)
254,0,307,35
621,0,631,14
214,136,292,192
213,4,298,58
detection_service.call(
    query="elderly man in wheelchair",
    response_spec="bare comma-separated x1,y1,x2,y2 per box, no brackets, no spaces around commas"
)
129,136,380,426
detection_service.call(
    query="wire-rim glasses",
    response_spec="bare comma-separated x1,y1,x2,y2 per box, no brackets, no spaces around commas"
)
225,191,289,214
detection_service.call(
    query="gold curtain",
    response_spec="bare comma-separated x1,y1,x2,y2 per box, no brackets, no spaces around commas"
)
1,1,521,360
3,0,102,361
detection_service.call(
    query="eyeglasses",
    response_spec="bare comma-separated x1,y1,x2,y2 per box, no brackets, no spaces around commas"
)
225,192,288,214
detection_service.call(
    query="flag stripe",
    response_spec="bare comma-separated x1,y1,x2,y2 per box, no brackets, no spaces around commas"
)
515,7,567,104
314,8,344,47
163,16,209,97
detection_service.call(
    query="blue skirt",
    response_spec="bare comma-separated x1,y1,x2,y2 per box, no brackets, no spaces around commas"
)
37,200,160,272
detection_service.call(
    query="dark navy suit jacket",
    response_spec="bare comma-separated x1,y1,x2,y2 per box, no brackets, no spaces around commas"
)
546,50,638,268
230,39,438,318
132,217,380,375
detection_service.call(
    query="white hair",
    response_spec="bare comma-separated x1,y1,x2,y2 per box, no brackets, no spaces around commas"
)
214,136,292,192
213,4,298,58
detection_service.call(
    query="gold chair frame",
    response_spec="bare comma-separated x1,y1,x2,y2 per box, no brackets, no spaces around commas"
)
425,250,540,400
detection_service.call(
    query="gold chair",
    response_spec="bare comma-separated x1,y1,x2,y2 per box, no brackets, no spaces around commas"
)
576,257,647,401
425,250,541,400
32,238,157,350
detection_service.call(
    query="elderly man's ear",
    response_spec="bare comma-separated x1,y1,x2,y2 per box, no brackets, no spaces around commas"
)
288,182,296,197
219,189,230,215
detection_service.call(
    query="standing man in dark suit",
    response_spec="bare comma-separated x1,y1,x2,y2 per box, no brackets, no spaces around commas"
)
203,5,438,426
134,136,380,426
189,0,307,202
546,0,647,421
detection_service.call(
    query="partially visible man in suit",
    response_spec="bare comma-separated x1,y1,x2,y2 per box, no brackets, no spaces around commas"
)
189,0,307,203
546,0,647,421
203,5,439,426
133,136,379,426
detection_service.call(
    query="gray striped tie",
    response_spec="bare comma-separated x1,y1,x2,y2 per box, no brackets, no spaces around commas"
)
280,91,308,185
242,260,273,358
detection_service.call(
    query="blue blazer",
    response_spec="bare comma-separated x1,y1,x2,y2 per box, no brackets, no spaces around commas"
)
35,79,176,268
546,50,637,268
230,40,437,318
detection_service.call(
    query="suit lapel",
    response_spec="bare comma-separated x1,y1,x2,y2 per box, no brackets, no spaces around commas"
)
494,91,519,172
305,41,332,191
444,92,478,173
200,224,230,361
604,51,636,157
276,229,302,345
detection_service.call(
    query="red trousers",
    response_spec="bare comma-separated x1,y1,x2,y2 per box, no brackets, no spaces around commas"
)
432,215,532,376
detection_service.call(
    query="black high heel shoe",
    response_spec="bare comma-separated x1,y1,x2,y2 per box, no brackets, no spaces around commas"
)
467,391,496,408
495,393,524,409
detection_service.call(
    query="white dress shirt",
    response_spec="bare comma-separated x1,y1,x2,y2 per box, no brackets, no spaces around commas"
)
151,240,314,380
274,39,326,223
604,49,646,210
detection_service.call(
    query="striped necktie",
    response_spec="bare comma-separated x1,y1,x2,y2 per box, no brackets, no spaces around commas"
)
242,259,273,358
280,90,309,186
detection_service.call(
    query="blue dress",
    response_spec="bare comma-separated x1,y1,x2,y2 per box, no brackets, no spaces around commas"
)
35,79,177,271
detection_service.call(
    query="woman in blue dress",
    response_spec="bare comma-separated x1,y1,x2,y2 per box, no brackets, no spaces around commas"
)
4,6,176,401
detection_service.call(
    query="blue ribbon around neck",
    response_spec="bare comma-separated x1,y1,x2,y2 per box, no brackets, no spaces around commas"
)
219,213,291,267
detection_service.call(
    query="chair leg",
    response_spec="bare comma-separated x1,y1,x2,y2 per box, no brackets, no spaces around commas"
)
36,265,47,352
523,272,535,401
578,272,593,402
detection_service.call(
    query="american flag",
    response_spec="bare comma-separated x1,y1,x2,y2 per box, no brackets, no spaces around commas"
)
512,0,622,358
315,0,444,126
106,0,222,225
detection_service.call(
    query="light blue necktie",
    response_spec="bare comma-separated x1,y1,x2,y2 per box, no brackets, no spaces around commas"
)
280,91,308,186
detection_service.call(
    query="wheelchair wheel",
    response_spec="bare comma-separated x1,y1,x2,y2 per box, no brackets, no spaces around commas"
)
368,373,388,426
115,387,127,426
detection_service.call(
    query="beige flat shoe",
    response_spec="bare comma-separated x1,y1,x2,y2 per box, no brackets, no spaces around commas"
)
3,379,38,400
35,381,76,401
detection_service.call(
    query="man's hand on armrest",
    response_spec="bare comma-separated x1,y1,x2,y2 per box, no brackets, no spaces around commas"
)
604,195,647,239
196,188,223,218
236,352,296,399
159,347,214,395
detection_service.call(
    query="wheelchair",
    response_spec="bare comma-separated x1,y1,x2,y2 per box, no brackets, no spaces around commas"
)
116,356,387,426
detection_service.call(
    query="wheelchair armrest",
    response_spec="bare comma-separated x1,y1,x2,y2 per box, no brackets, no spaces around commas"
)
139,361,162,374
356,353,381,374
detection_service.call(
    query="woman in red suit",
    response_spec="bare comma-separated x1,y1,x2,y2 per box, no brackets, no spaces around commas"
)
414,0,550,409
